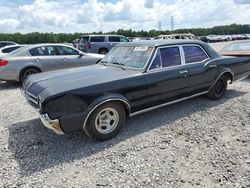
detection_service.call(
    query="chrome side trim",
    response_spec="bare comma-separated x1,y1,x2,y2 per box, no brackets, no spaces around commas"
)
82,98,131,130
129,91,208,117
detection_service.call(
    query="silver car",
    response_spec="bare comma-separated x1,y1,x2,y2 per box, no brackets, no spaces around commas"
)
0,43,104,82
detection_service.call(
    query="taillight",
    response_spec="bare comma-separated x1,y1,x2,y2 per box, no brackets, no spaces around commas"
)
0,59,8,66
86,42,91,49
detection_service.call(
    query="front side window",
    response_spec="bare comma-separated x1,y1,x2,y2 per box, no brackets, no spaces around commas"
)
56,46,79,55
100,46,153,69
183,46,208,64
150,46,181,70
121,37,129,42
109,36,120,42
90,36,105,42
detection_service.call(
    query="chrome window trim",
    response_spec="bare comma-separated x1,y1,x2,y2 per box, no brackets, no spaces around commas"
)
181,44,211,64
146,44,212,73
147,45,183,72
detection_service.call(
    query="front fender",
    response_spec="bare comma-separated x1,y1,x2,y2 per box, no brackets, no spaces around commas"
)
81,93,131,131
56,93,130,133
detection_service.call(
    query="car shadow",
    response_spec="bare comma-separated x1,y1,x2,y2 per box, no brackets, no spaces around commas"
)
0,81,19,91
8,89,247,177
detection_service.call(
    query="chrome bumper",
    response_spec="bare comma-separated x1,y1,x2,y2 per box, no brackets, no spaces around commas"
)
40,114,64,135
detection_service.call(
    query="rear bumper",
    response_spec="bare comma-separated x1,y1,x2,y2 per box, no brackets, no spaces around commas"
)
40,114,64,135
0,68,19,81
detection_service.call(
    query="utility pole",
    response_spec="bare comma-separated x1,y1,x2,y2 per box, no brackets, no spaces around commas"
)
158,21,162,31
171,16,174,32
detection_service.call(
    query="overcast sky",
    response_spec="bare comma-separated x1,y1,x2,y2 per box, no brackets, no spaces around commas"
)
0,0,249,33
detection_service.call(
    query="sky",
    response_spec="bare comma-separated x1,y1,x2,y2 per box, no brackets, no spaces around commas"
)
0,0,249,33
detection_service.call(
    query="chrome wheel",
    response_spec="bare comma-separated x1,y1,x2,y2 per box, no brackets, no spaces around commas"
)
95,108,119,134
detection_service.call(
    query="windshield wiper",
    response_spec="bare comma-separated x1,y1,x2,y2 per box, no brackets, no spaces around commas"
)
100,60,109,66
111,62,126,70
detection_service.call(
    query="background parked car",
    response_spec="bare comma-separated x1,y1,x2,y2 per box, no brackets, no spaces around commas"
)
155,33,197,40
0,44,104,82
0,45,24,57
0,41,18,48
78,35,130,54
220,40,250,56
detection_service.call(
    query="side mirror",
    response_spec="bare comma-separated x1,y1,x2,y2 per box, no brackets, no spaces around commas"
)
79,52,85,57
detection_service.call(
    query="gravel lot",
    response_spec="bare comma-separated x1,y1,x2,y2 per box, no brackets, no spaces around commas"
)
0,78,250,188
1,41,250,187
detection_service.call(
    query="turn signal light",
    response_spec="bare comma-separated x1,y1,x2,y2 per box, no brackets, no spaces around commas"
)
0,59,8,66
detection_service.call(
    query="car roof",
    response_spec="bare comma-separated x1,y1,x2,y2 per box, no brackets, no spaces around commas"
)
0,41,17,44
81,34,125,37
116,39,203,47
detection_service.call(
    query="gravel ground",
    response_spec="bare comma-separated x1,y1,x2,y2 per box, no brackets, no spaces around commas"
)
0,78,249,188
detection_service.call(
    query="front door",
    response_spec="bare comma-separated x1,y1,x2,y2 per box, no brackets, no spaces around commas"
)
144,46,190,109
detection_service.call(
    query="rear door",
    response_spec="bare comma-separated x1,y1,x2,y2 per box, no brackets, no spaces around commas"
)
29,46,65,71
182,45,218,94
107,36,121,51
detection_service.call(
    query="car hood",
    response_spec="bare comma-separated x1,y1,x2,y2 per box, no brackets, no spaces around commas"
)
25,64,141,100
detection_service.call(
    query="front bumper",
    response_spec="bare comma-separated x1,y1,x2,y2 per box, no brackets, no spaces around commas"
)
40,114,64,135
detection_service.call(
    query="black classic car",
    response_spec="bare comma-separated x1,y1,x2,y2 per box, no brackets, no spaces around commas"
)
23,40,250,140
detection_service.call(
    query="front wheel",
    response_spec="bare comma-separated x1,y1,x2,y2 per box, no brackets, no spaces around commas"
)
206,76,228,100
85,102,126,141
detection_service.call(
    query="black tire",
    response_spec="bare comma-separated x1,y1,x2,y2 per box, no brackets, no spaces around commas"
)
99,48,108,55
20,67,40,84
206,76,228,100
85,102,126,141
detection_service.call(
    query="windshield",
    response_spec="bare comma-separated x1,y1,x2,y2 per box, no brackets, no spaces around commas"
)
100,46,153,69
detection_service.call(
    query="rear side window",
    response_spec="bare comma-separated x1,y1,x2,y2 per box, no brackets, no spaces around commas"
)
90,36,105,42
0,43,6,48
150,46,181,70
2,46,20,53
183,46,208,63
29,46,57,56
109,36,120,42
80,36,89,44
56,46,79,55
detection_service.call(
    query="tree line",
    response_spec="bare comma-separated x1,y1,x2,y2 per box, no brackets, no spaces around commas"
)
0,24,249,44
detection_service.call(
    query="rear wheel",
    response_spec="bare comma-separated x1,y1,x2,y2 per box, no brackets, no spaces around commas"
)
85,102,126,141
20,67,41,84
206,76,228,100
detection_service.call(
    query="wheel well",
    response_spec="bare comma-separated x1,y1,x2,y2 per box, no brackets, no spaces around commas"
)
19,66,41,81
221,72,234,84
83,99,130,130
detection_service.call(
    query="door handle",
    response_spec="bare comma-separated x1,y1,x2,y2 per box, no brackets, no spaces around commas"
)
209,65,217,68
179,70,188,74
64,58,68,62
36,58,40,62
